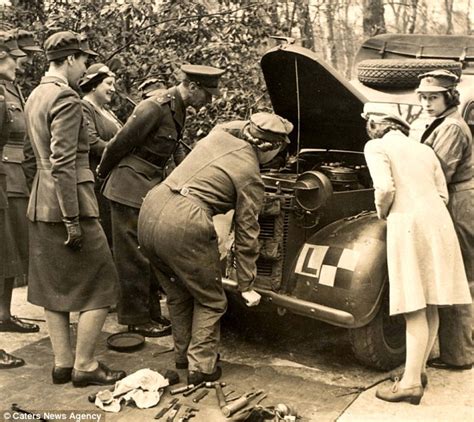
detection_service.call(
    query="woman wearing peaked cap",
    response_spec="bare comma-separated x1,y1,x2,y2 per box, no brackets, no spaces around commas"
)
137,112,292,385
414,70,473,372
0,30,28,370
361,106,471,404
23,31,125,387
80,63,123,247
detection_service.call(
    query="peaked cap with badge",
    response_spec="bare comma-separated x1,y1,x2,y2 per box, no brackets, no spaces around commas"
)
416,69,459,93
44,31,98,61
16,29,43,52
361,103,410,132
248,112,293,145
180,64,225,96
0,31,26,58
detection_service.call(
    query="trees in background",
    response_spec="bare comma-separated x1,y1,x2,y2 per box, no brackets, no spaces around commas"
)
0,0,471,144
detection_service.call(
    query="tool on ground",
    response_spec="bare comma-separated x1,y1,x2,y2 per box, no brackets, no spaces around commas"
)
205,381,227,408
170,383,195,395
221,389,264,417
154,397,179,419
224,389,235,397
182,381,205,397
165,402,181,422
192,389,208,403
11,404,49,422
177,406,198,422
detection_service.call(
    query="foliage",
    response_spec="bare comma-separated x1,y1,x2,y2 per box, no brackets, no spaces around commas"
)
1,0,287,146
0,0,471,145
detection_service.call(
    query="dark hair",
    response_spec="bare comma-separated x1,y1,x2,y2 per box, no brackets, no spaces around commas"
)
443,89,461,108
50,51,84,66
80,73,109,94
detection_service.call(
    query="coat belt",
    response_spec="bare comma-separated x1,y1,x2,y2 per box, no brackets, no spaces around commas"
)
36,154,90,170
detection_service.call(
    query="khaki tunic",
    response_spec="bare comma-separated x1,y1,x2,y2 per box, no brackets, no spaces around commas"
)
24,75,117,311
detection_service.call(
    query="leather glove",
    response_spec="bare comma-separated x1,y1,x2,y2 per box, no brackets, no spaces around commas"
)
62,216,83,251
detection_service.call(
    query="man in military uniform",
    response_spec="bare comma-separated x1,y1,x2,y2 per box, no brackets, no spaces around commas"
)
137,112,293,383
97,65,225,338
0,31,28,369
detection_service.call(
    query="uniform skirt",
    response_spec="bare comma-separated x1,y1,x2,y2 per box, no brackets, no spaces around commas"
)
27,218,118,312
4,196,28,278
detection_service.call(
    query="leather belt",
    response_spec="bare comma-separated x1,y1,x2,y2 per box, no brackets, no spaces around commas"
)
133,148,170,167
164,183,211,215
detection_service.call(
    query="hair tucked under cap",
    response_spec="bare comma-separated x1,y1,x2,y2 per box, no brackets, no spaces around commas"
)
244,112,293,151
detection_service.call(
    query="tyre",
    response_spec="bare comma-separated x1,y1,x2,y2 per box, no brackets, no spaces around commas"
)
357,59,462,89
349,289,406,370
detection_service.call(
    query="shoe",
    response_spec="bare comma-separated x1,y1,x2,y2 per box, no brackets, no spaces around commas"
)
427,358,472,371
176,353,221,370
128,321,171,338
52,366,73,384
0,316,40,333
389,372,428,388
152,315,171,327
375,378,423,405
0,350,25,369
187,366,222,385
72,361,126,387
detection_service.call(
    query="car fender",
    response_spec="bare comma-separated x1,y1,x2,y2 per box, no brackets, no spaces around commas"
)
286,212,388,328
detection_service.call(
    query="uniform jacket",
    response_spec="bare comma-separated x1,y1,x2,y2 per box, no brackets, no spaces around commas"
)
421,106,472,185
98,87,186,209
0,83,8,210
0,80,29,198
163,124,265,291
364,131,470,314
24,75,98,222
81,98,122,179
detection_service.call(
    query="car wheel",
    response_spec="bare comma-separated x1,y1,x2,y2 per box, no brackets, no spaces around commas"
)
349,290,406,370
357,59,462,89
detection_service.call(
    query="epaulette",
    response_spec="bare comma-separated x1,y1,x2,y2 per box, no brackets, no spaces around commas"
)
152,91,174,105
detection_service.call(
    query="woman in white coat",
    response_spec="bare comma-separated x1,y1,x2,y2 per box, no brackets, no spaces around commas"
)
362,108,471,405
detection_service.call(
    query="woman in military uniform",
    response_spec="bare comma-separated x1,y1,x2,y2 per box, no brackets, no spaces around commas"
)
0,29,39,335
0,31,28,369
415,71,473,371
80,63,122,247
24,31,125,386
138,112,292,384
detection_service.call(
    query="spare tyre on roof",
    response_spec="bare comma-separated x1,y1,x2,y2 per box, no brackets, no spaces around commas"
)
357,59,462,89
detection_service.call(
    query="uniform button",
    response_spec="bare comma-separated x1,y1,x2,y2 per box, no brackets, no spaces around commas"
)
3,156,8,161
170,277,175,282
168,135,172,138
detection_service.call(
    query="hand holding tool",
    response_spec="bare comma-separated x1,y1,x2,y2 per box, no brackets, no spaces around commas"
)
154,398,179,419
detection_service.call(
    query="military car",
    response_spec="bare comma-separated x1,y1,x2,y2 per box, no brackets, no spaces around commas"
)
221,34,474,371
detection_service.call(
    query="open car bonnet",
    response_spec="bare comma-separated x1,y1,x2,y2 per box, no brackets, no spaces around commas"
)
261,44,368,154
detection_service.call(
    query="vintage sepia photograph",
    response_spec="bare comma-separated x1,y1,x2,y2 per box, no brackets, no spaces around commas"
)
0,1,472,421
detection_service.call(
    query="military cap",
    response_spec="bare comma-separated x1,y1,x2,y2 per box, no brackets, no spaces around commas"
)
416,69,458,93
79,63,115,88
361,103,410,132
248,112,293,144
44,31,98,61
0,31,26,58
16,29,43,52
181,64,225,96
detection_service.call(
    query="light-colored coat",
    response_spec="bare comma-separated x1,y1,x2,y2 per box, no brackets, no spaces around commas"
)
364,130,471,315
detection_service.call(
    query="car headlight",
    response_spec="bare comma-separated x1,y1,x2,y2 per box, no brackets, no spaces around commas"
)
294,171,333,212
